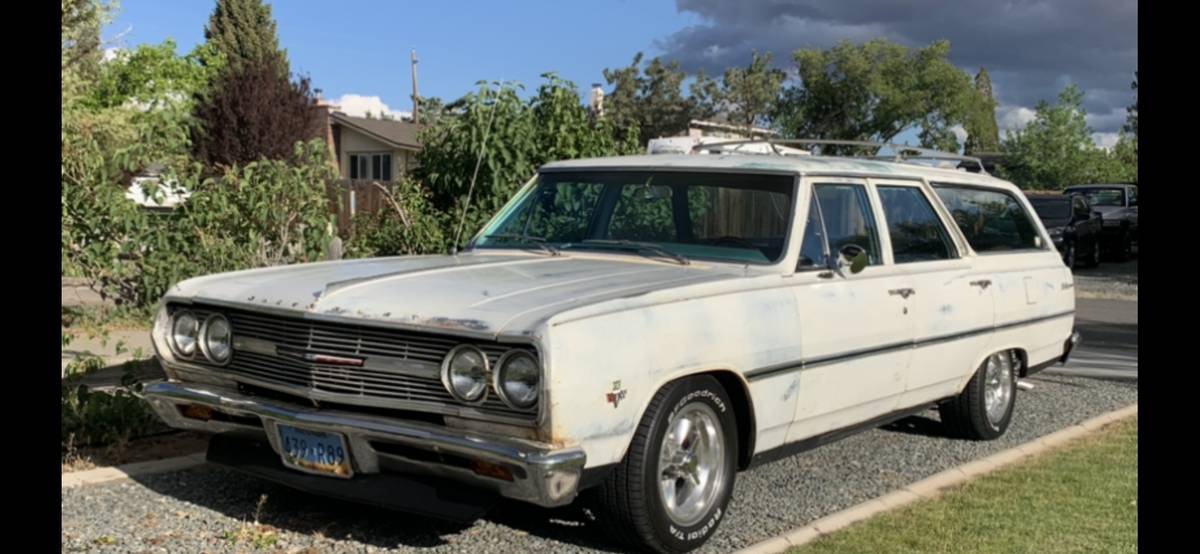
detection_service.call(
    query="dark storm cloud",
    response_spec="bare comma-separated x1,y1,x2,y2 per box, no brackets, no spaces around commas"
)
654,0,1137,133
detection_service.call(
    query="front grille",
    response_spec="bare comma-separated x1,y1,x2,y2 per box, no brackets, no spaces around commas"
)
171,304,537,423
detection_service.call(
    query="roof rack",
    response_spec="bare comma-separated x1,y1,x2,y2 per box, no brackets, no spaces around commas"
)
690,138,988,174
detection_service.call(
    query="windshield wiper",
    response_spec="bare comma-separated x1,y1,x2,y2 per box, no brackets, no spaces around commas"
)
576,239,690,265
479,233,562,256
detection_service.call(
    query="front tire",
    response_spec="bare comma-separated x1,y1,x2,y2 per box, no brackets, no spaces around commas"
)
939,351,1018,440
1063,241,1077,269
592,375,738,553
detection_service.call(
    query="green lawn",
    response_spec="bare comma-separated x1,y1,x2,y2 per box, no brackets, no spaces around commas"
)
793,416,1138,554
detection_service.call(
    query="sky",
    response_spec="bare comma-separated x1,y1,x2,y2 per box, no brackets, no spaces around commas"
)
105,0,1136,148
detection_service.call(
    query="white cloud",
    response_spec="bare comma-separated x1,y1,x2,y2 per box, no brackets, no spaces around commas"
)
1091,132,1120,150
998,105,1037,133
950,124,968,145
331,94,412,120
101,47,123,63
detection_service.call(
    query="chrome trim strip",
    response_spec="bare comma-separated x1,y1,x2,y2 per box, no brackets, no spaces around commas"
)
745,310,1076,381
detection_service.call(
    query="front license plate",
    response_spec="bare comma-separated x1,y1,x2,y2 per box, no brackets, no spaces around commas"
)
276,424,352,478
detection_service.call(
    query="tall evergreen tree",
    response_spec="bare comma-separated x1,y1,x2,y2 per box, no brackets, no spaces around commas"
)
964,67,1001,153
203,0,287,71
721,51,784,129
1124,70,1137,138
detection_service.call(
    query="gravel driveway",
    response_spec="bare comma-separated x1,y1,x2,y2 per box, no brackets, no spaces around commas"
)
61,374,1137,553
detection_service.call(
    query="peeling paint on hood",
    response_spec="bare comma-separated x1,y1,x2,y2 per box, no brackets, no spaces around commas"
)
166,252,744,339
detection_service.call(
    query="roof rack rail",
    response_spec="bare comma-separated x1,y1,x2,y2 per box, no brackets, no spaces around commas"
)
691,138,988,174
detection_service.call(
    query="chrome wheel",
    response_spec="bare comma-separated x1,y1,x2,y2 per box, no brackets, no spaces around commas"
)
983,352,1014,427
657,402,727,527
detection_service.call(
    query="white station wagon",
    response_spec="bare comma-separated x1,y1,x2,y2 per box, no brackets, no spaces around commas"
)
143,141,1080,553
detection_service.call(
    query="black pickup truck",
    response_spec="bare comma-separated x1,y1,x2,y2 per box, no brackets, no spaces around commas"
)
1027,192,1104,268
1063,184,1138,261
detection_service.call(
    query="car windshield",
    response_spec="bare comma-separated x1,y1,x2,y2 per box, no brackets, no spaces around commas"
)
1029,198,1070,219
1070,188,1125,207
472,171,795,265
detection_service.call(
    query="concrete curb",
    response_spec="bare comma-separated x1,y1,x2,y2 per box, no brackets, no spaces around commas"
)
733,403,1138,554
61,452,207,489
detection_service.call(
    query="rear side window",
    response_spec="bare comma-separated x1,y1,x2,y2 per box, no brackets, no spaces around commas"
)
877,186,956,263
932,185,1042,252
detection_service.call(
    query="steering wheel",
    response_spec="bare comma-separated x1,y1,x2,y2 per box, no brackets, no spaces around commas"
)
711,236,758,249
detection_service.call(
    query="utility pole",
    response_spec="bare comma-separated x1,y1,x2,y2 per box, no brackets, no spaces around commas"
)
410,49,420,123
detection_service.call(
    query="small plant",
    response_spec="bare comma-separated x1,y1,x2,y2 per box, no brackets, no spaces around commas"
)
224,494,280,549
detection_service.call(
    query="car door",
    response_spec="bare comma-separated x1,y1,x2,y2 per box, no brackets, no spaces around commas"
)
785,178,916,442
1072,195,1100,256
871,180,995,406
932,183,1074,373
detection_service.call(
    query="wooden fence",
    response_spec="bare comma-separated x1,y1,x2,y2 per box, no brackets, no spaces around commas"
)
328,179,395,234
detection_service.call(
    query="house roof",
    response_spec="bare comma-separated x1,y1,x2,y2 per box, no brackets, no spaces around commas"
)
330,112,424,150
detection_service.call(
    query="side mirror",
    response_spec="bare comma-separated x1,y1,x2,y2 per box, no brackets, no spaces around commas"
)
1092,211,1104,219
838,244,869,274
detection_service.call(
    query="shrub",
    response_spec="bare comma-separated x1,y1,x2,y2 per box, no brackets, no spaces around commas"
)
343,179,450,257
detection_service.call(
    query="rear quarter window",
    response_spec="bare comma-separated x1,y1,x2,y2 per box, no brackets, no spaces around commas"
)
932,184,1043,253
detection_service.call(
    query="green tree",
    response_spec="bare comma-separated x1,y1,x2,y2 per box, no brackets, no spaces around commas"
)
603,53,701,144
774,40,981,150
964,67,1001,153
1125,71,1137,139
721,51,785,129
998,84,1098,189
203,0,286,71
415,75,639,248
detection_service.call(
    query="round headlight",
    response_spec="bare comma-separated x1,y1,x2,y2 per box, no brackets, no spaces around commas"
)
494,350,540,409
170,311,200,358
441,345,490,403
200,314,233,365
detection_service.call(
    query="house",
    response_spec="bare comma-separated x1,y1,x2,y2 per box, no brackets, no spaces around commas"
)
318,101,424,183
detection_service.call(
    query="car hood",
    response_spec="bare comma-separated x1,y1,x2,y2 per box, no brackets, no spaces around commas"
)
166,252,746,339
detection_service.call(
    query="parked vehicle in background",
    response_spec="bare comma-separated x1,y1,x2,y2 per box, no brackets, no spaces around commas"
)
1026,192,1102,268
1063,184,1137,261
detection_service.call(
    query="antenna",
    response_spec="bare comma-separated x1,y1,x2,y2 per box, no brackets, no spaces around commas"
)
451,86,501,254
410,49,420,122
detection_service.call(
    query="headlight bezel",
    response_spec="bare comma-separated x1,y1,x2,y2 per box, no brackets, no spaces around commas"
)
441,344,492,404
493,349,541,410
168,310,201,359
199,313,234,366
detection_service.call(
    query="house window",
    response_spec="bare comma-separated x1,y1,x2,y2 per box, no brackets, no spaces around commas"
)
349,153,393,180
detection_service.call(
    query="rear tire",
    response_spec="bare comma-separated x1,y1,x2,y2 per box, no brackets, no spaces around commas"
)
939,351,1018,440
591,375,738,553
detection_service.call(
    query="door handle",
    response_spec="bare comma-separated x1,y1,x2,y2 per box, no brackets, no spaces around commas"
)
888,288,916,299
970,279,992,290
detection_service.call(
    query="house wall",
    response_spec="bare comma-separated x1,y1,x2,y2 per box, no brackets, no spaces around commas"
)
338,128,418,181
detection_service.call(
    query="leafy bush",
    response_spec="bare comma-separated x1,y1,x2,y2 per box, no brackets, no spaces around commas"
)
416,74,639,248
63,140,335,308
344,179,450,257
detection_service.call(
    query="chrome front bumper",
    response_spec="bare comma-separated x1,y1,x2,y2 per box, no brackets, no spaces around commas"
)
141,381,586,508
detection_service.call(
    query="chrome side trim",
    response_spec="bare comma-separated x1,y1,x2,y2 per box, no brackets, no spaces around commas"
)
745,310,1076,381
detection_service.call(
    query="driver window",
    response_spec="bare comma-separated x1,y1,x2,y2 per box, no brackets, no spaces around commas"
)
800,183,881,268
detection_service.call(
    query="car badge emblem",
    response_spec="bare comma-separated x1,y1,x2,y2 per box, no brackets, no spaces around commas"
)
606,380,627,408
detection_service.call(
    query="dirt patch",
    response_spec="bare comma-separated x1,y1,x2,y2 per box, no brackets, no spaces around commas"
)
63,432,208,474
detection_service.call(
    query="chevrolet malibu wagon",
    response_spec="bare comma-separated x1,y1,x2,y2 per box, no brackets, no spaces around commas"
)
142,141,1080,553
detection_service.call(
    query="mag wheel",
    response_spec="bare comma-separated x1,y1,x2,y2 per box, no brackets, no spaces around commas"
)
591,376,737,553
939,351,1018,440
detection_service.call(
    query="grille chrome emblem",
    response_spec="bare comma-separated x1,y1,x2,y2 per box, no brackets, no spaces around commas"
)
276,346,365,367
